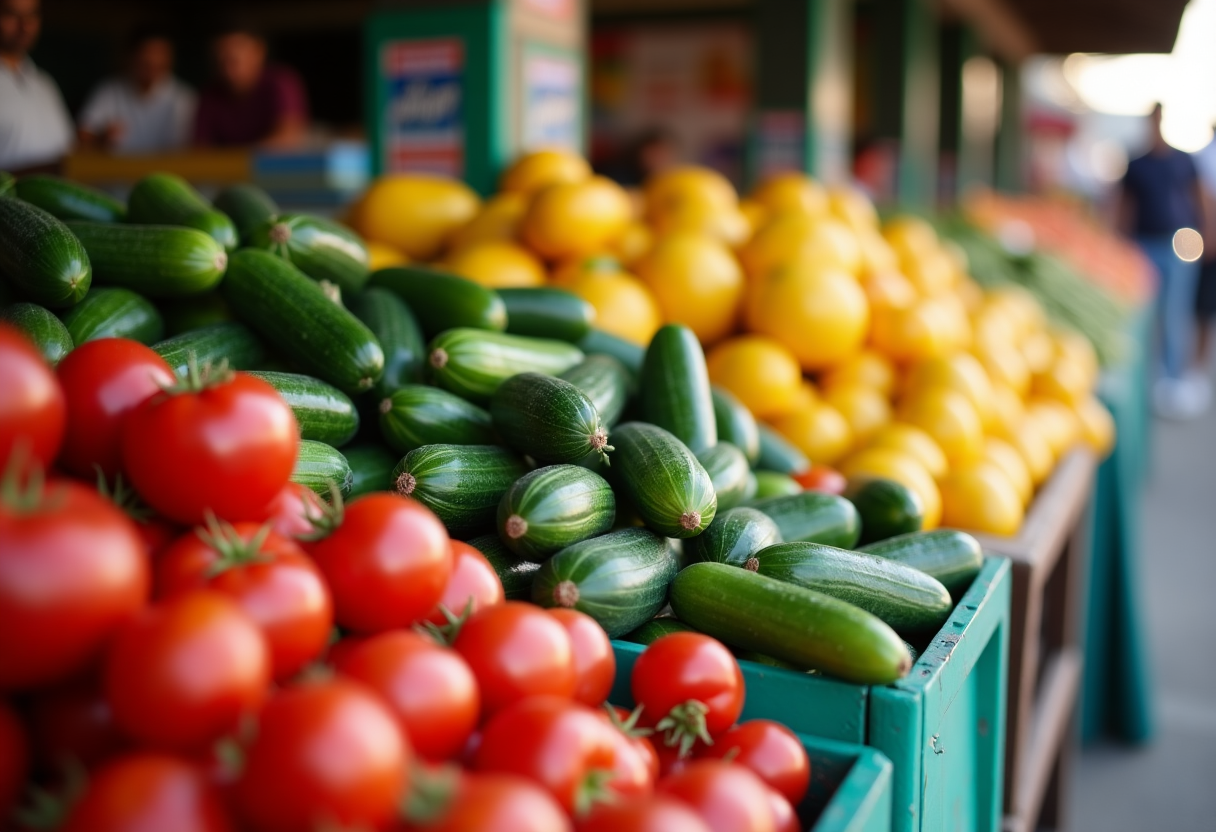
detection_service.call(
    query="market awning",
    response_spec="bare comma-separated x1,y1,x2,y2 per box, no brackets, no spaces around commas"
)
1003,0,1189,54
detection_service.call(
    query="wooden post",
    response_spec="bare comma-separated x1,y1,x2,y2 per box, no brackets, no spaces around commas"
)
995,58,1023,192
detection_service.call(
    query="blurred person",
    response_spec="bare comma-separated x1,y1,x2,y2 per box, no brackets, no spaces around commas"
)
193,20,307,148
1190,126,1216,378
0,0,72,172
1119,104,1209,419
852,138,897,203
78,26,195,153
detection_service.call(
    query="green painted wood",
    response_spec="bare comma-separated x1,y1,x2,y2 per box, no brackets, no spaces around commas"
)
995,59,1023,192
897,0,940,206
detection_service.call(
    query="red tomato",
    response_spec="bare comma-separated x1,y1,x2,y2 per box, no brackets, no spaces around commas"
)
577,795,712,832
546,609,615,707
233,678,411,832
453,602,576,717
656,759,776,832
631,634,744,754
155,523,332,680
104,591,270,752
596,719,654,799
135,517,181,558
56,339,174,478
0,479,148,691
308,493,451,633
602,706,659,782
0,701,27,818
333,630,479,762
60,753,233,832
766,787,800,832
792,465,847,495
654,741,690,778
255,482,328,539
415,772,571,832
28,679,126,772
0,325,66,469
474,697,617,814
422,541,504,626
121,371,298,525
698,720,810,804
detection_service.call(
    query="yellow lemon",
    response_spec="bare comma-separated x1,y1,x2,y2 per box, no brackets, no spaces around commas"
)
896,387,984,468
1020,330,1057,376
1074,395,1115,457
611,221,653,267
636,233,744,345
986,285,1047,339
500,148,591,195
882,215,939,263
741,213,861,280
862,270,918,313
973,338,1031,399
827,185,879,234
1005,417,1054,485
789,380,821,412
857,229,900,277
365,241,408,271
738,199,769,241
866,422,949,481
820,349,896,397
448,192,527,252
1031,357,1092,408
549,252,621,287
745,261,869,371
651,201,751,248
445,241,546,288
645,166,738,223
903,352,995,430
956,276,986,314
706,335,803,420
903,248,957,296
870,295,960,364
822,384,892,447
567,271,661,346
751,172,830,218
839,447,941,530
987,383,1028,441
1052,329,1100,388
1025,398,1080,459
521,176,632,261
350,174,480,260
939,462,1024,536
769,403,853,466
982,437,1034,506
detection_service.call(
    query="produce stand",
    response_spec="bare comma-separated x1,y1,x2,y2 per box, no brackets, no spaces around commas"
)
63,150,251,187
972,448,1095,832
612,557,1011,832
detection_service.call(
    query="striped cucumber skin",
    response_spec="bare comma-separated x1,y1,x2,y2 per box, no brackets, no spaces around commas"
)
609,422,717,538
378,384,494,454
559,355,631,429
577,328,645,378
393,444,527,537
66,222,227,298
464,534,542,601
0,302,73,365
213,184,279,242
857,529,984,595
639,324,716,454
347,287,426,396
496,465,616,560
15,175,126,222
291,440,353,496
343,442,399,498
248,371,360,447
159,292,233,336
684,506,783,568
370,266,506,337
61,288,162,345
0,197,91,307
750,541,953,633
712,386,760,466
152,322,266,376
845,477,925,545
669,562,911,684
752,470,802,500
490,372,610,466
696,442,754,511
621,617,698,645
531,528,676,638
498,287,595,343
756,423,810,475
750,492,861,549
126,173,237,251
427,328,584,404
221,249,384,395
249,214,370,295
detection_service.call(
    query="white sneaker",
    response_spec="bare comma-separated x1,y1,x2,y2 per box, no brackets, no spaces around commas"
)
1183,370,1212,412
1154,377,1209,420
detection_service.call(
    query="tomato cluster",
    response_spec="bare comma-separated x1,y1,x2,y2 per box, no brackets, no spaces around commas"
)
0,327,810,832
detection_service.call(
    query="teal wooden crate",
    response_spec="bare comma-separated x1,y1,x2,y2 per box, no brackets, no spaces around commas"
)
611,557,1010,832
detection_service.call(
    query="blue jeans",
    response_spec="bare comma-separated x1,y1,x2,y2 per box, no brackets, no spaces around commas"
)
1139,235,1200,380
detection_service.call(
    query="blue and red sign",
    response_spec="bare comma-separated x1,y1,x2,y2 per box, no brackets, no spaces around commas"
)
381,39,464,176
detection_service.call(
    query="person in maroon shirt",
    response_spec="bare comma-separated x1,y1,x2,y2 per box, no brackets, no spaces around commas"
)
193,21,307,148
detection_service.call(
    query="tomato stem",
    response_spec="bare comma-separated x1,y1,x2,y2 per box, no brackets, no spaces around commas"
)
13,758,88,831
603,703,654,738
295,481,346,543
572,768,617,818
196,511,275,577
412,598,474,647
0,444,58,515
160,353,235,396
655,699,714,759
400,762,461,826
94,468,155,524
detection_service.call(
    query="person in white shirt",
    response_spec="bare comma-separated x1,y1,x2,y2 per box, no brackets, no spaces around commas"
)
78,26,196,154
0,0,73,172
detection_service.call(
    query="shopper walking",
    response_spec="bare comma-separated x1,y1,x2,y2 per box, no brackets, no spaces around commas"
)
0,0,73,173
1190,128,1216,383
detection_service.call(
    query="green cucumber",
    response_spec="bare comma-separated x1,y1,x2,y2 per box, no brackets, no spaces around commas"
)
378,385,494,453
609,422,717,538
497,465,615,560
159,293,233,335
531,528,676,638
369,266,506,337
845,477,925,545
247,371,360,447
60,288,162,345
490,372,611,466
347,287,426,395
756,423,810,475
125,173,237,251
684,506,782,568
669,562,912,684
152,322,266,376
752,470,802,499
858,529,984,595
427,328,583,404
15,175,125,222
291,440,352,497
498,287,595,343
0,172,13,196
621,617,697,645
712,386,760,466
733,650,804,671
343,442,399,498
577,328,645,378
393,444,527,537
558,355,631,429
639,324,716,454
464,535,541,601
213,184,279,242
0,302,73,364
750,541,953,633
221,249,384,394
249,214,370,295
0,197,91,307
751,491,860,549
696,442,753,511
66,221,227,298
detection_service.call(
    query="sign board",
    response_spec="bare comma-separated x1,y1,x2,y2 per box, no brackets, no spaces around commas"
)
380,39,465,176
522,48,581,151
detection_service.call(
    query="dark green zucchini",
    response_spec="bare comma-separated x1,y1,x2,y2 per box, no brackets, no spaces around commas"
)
158,292,233,335
490,372,611,466
152,321,266,376
696,442,753,511
248,371,360,447
464,534,542,601
858,529,984,595
577,328,645,378
15,175,125,222
609,422,717,538
249,214,370,295
498,287,595,343
427,328,583,404
558,355,631,429
213,183,279,242
684,506,782,568
750,491,860,549
496,465,615,560
369,266,506,337
60,287,162,345
845,477,925,545
0,197,91,307
342,442,399,498
66,221,227,298
347,287,426,396
393,444,527,537
0,302,73,364
756,423,810,475
531,528,676,637
125,173,237,251
712,386,760,466
621,617,697,645
639,324,716,454
378,384,494,453
752,470,802,499
291,440,353,497
221,249,384,395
